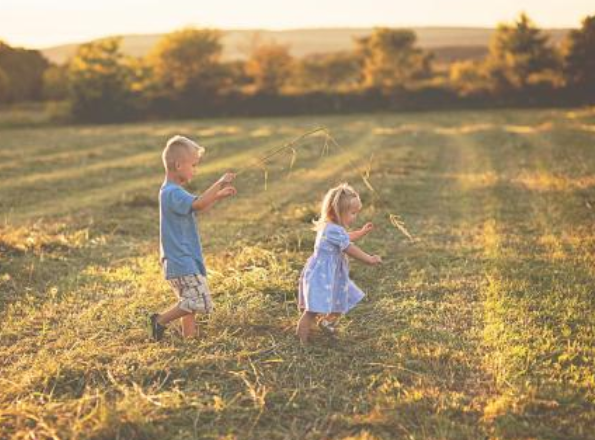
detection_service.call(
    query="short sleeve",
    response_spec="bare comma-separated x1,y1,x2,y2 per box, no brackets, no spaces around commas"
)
166,186,197,215
323,224,351,251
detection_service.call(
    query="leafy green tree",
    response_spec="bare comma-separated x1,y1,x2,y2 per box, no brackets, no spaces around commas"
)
0,41,49,102
563,15,595,90
148,28,225,100
485,13,559,91
294,52,360,92
221,60,252,92
245,40,293,94
42,65,69,100
68,37,136,121
0,67,10,102
449,60,490,96
356,28,432,91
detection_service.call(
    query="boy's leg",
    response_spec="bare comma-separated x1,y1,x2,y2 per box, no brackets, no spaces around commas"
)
176,274,212,339
150,274,211,341
297,311,317,344
156,276,194,328
156,304,190,326
181,314,197,338
149,304,190,340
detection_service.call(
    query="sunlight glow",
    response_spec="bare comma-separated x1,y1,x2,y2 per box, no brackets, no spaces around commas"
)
1,0,593,48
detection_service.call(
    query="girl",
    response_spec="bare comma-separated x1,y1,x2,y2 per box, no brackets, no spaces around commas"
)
297,183,381,344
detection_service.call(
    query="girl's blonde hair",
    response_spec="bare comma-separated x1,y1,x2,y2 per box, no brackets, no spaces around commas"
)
313,183,361,230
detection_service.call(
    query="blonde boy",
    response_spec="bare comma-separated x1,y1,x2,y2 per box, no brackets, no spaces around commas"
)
149,135,236,340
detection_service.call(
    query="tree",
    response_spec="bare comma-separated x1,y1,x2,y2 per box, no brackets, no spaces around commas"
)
0,41,49,102
449,60,490,96
356,28,432,91
221,60,252,92
148,28,225,101
485,13,559,91
245,39,293,94
68,37,136,121
42,64,69,100
0,66,10,102
294,52,360,92
563,15,595,91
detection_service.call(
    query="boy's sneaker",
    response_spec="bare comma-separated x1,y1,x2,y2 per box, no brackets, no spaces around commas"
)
318,318,338,336
148,313,166,341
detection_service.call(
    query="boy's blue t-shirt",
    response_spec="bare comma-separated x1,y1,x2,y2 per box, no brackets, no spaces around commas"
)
159,180,206,279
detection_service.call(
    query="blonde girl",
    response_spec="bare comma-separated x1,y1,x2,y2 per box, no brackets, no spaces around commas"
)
297,183,381,343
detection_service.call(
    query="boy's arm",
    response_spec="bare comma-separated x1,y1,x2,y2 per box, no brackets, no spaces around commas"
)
192,186,236,212
344,243,382,265
192,172,236,212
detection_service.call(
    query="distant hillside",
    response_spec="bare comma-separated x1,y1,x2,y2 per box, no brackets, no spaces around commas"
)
41,27,571,65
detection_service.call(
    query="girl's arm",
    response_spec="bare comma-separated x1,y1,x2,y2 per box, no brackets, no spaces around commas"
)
344,243,382,265
348,222,374,242
192,172,236,212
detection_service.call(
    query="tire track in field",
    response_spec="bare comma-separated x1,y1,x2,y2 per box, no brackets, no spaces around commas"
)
349,115,501,438
468,116,595,438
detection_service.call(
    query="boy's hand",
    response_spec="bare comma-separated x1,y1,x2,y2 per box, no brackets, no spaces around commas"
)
218,172,236,187
361,222,374,235
368,255,382,265
216,186,237,199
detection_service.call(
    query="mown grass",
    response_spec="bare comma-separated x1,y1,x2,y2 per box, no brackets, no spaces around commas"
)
1,108,595,439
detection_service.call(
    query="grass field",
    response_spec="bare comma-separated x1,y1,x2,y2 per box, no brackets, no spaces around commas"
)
1,108,595,439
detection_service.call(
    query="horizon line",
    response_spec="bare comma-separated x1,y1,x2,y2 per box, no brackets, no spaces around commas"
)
5,23,577,50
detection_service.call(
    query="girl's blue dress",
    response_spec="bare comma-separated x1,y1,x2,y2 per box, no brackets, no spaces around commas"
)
298,222,365,314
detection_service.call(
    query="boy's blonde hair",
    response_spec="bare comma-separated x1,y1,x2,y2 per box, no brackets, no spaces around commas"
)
313,183,361,230
162,135,205,171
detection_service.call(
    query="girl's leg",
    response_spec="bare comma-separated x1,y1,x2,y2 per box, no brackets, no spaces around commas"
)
180,314,197,338
327,313,341,323
318,313,342,335
317,313,341,324
296,311,317,344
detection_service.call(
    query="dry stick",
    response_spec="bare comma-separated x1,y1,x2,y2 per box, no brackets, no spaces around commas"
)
325,133,415,242
235,127,327,193
235,125,415,241
236,126,328,177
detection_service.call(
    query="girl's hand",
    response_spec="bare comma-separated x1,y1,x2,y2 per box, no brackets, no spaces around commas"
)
218,172,236,187
368,255,382,265
216,186,237,199
361,222,374,235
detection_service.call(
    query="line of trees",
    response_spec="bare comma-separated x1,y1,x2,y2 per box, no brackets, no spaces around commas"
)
0,42,48,102
0,13,594,122
449,14,595,98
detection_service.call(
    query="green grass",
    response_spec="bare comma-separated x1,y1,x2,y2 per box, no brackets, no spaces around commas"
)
2,108,595,439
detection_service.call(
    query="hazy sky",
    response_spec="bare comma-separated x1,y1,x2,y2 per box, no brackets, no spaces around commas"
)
2,0,593,48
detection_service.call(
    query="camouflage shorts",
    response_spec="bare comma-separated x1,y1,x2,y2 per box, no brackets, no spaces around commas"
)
167,274,213,314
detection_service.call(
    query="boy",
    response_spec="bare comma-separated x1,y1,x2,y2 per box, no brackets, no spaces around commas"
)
148,135,236,340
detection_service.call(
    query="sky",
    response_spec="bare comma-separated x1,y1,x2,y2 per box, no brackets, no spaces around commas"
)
1,0,593,48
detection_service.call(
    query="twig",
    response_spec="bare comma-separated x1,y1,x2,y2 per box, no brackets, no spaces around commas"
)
235,125,416,241
236,126,327,176
326,132,416,242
